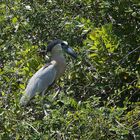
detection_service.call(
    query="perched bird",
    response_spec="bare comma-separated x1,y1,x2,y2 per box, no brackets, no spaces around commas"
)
20,39,77,106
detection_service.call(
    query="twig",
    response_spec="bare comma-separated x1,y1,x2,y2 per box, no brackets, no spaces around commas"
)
118,46,140,64
25,121,40,134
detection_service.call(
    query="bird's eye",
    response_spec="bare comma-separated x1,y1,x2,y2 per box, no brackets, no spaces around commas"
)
61,42,65,46
61,43,67,49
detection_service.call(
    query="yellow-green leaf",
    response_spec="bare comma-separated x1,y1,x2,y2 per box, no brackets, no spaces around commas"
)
12,17,18,24
19,84,25,89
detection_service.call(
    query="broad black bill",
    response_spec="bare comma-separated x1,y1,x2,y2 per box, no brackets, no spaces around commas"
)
65,47,77,59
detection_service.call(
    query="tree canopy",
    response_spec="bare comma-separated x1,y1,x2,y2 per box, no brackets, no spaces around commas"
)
0,0,140,139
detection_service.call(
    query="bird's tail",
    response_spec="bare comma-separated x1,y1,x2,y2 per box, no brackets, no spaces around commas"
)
20,94,30,106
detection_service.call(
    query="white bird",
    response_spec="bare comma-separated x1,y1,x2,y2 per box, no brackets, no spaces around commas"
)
20,39,77,106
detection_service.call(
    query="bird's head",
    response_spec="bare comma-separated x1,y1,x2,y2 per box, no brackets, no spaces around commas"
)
46,39,77,58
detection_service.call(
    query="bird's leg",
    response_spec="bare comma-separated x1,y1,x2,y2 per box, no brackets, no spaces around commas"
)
41,89,47,97
41,89,50,116
52,84,61,100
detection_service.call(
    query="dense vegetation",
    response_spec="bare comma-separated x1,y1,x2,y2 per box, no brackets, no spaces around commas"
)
0,0,140,139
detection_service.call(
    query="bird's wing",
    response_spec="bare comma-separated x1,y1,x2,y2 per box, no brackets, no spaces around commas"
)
20,62,57,106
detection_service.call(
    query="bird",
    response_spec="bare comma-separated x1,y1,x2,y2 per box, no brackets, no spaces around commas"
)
20,39,77,106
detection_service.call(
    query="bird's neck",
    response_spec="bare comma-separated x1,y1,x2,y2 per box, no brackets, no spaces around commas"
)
51,52,66,79
51,50,65,62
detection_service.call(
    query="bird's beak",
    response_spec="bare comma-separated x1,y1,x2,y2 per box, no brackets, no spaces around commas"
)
65,47,77,59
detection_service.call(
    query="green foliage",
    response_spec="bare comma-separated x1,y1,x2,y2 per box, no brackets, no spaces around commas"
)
0,0,140,139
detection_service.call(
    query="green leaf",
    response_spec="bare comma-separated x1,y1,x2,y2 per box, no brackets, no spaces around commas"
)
19,84,25,89
12,17,18,24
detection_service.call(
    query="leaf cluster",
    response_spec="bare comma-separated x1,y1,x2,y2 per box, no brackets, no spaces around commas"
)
0,0,140,139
